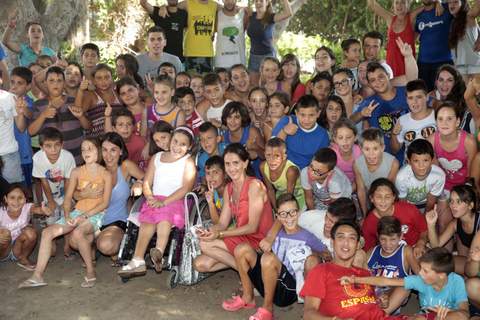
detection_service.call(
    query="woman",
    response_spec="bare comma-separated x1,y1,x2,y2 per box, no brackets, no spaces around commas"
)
279,53,306,104
116,53,145,89
194,143,273,272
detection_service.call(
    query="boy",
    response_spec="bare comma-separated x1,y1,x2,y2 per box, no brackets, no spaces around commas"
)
204,155,226,225
158,61,176,80
10,67,34,187
308,72,332,111
340,38,361,90
80,43,100,87
175,86,203,136
395,139,445,212
260,137,305,211
175,71,191,89
223,193,325,320
301,148,352,211
342,248,470,320
273,95,330,169
226,64,251,107
197,122,226,179
215,67,230,92
197,73,231,128
391,79,436,156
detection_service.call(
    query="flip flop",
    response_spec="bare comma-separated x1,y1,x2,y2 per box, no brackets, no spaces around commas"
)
16,262,36,272
149,248,163,273
81,276,96,288
18,278,47,289
222,295,256,312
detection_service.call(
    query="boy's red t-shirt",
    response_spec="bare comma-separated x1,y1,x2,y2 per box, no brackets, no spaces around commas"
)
362,201,427,251
301,262,387,320
126,134,146,166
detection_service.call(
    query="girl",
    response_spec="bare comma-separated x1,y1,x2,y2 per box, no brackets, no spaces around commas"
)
115,53,145,89
118,127,196,276
426,184,480,274
0,184,51,271
263,92,289,141
318,95,347,137
176,72,191,89
313,46,336,75
64,62,83,98
115,77,148,137
190,74,205,105
279,53,306,104
448,0,480,81
147,75,185,129
19,139,113,288
149,120,174,157
248,87,269,136
259,57,290,97
76,64,122,139
333,68,363,117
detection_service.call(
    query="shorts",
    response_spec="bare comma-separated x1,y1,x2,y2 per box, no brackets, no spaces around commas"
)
247,253,297,307
248,53,275,72
185,57,213,74
1,151,24,183
456,64,480,76
100,220,127,232
56,209,104,232
0,250,17,262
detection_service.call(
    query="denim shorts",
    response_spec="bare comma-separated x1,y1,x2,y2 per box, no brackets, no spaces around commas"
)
248,53,275,72
1,151,24,183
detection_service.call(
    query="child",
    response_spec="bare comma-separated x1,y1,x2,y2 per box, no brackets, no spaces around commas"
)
80,43,101,85
158,62,176,80
204,156,227,224
313,46,336,76
260,57,290,97
273,95,330,170
330,119,361,186
197,122,227,179
2,11,55,67
0,183,52,270
391,79,436,156
248,87,268,136
147,74,185,128
263,92,289,141
115,77,147,137
20,138,113,289
354,128,399,215
261,137,305,211
341,248,470,320
318,95,348,137
175,86,203,136
307,71,333,111
340,38,361,91
118,127,196,276
175,71,191,89
197,73,231,128
222,193,325,320
395,139,445,212
64,62,83,98
426,185,480,274
362,178,428,254
366,216,420,309
215,67,230,92
149,120,174,157
302,147,352,211
190,74,205,104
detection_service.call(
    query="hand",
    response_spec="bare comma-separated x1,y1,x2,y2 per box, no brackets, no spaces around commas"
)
413,243,426,259
158,5,169,17
377,292,390,309
40,203,53,216
210,119,223,128
7,9,18,29
435,1,444,17
46,201,57,215
259,237,273,252
204,182,214,203
77,182,103,199
429,305,450,320
67,215,86,226
319,250,333,262
42,106,57,119
68,105,84,119
391,120,402,136
104,103,112,117
55,59,68,69
425,205,438,226
140,0,148,6
145,74,154,93
79,78,90,91
198,228,218,242
146,195,164,208
469,246,480,262
50,96,65,108
360,101,380,118
131,181,143,197
283,116,298,136
339,275,355,286
15,97,27,116
396,37,413,57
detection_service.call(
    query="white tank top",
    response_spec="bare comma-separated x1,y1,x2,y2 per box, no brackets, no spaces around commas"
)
152,152,189,196
214,9,246,68
206,99,231,122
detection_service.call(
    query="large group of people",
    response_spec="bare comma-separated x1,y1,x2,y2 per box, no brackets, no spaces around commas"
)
1,0,480,319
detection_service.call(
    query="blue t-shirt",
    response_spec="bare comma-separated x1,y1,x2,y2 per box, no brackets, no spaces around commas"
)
272,116,330,170
357,86,408,162
0,45,6,60
415,4,453,63
18,43,55,67
14,95,34,165
196,142,227,178
404,273,468,310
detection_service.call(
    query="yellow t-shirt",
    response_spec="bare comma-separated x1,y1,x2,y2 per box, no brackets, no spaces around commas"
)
184,0,217,57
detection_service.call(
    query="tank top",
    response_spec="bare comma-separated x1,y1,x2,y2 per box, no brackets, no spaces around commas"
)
85,92,122,139
452,24,480,68
75,166,106,213
367,244,409,279
433,130,468,191
355,152,395,190
184,0,217,57
457,212,480,248
147,104,182,128
223,125,250,145
215,9,246,68
386,14,416,77
103,166,130,225
0,203,33,241
331,144,362,183
263,160,306,210
206,99,231,122
152,152,189,196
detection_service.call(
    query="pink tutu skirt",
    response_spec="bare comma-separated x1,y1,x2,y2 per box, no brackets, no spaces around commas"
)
138,195,185,228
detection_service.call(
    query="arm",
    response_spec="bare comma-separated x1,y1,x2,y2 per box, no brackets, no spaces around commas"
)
273,0,293,23
286,166,300,195
397,38,418,82
39,178,58,213
139,0,154,14
465,134,477,176
2,11,21,53
353,275,405,287
28,106,52,136
367,0,394,25
0,60,9,90
260,162,277,210
464,79,480,125
304,296,330,320
354,163,368,215
246,127,265,159
163,157,196,205
63,169,78,217
125,159,145,180
404,245,421,274
304,189,315,210
175,109,186,127
83,170,113,216
390,121,403,154
465,231,480,277
387,159,399,182
205,190,221,224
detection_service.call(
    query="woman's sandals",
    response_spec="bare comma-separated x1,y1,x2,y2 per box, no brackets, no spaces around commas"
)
117,258,147,278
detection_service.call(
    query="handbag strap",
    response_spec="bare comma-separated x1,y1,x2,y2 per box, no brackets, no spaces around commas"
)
184,192,202,229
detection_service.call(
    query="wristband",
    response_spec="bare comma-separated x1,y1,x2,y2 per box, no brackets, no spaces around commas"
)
218,231,225,239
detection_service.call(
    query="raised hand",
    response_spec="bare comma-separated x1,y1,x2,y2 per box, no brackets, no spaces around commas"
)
360,101,380,118
42,106,57,119
79,77,90,91
104,102,113,117
15,97,27,116
68,105,84,119
391,120,402,136
396,37,413,57
425,205,439,226
283,116,298,135
8,9,18,29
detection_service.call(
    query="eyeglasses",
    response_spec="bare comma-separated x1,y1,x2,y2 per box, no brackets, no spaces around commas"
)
276,209,298,218
309,165,330,177
333,78,350,88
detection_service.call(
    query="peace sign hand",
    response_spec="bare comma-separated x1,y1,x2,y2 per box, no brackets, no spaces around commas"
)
360,101,379,118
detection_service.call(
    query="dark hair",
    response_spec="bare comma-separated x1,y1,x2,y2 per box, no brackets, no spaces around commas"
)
199,121,219,136
333,67,355,82
173,126,195,149
419,247,454,275
266,137,286,149
296,94,319,111
116,77,139,97
276,193,299,210
268,91,290,109
406,79,428,94
36,55,54,65
228,64,249,79
215,67,228,76
221,101,251,128
158,62,177,77
318,95,347,130
46,66,65,80
116,53,144,88
451,184,477,214
368,178,399,202
203,73,221,87
149,120,174,155
315,46,336,70
313,147,337,170
101,132,129,165
341,38,361,52
112,108,135,127
448,1,469,49
147,25,166,37
279,53,301,91
154,73,175,89
435,101,461,119
360,127,384,146
11,66,33,84
81,138,103,164
176,71,191,82
1,183,29,209
80,43,100,57
175,86,196,101
310,71,333,86
406,139,434,160
92,63,113,78
39,127,63,145
332,118,357,137
25,21,42,32
205,155,225,171
366,61,388,82
377,216,402,236
327,197,357,221
331,220,362,240
435,65,467,115
67,61,84,78
223,143,255,176
363,31,384,46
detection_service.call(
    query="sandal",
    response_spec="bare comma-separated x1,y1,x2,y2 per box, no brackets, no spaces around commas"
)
149,248,163,273
249,307,273,320
222,295,256,312
117,258,147,277
18,278,47,289
81,276,96,288
16,262,36,272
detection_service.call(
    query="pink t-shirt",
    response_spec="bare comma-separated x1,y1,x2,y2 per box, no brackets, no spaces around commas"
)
331,143,362,183
0,203,33,241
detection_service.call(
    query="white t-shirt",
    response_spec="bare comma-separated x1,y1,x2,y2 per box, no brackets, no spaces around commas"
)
298,209,333,253
32,149,76,206
300,166,352,211
396,110,436,150
395,164,445,206
0,90,18,155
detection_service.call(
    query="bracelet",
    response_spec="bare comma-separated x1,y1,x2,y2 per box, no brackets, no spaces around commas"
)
218,231,225,239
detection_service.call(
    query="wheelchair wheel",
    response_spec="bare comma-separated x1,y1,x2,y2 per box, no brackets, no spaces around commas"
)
167,269,178,289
